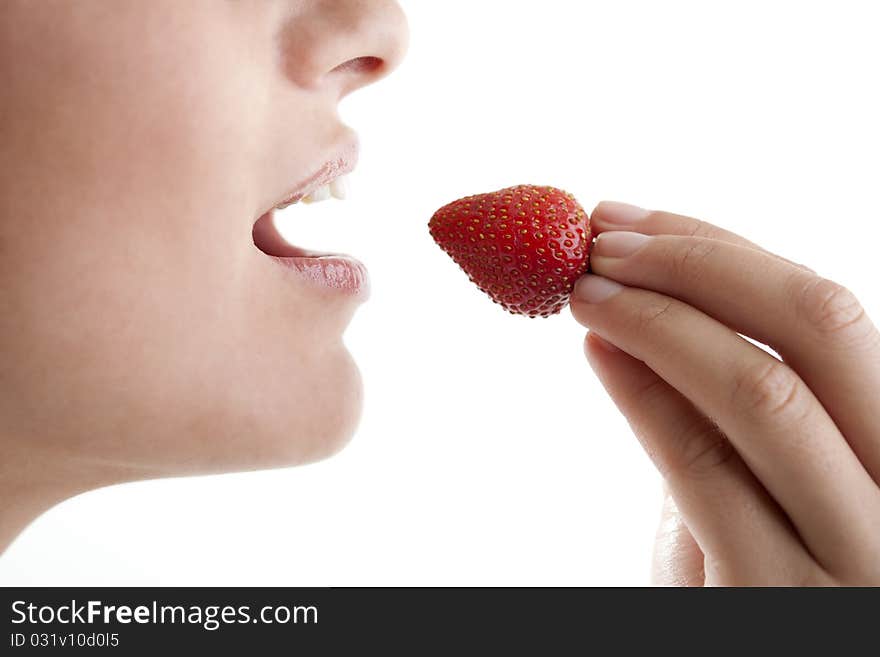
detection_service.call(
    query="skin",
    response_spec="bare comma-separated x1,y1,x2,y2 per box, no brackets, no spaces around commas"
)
572,202,880,585
2,5,874,587
0,0,408,552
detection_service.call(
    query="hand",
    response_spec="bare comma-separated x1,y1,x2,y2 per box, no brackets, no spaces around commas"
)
570,202,880,586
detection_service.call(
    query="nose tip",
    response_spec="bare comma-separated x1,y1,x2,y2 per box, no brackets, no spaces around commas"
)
372,1,410,77
331,0,409,96
282,0,409,96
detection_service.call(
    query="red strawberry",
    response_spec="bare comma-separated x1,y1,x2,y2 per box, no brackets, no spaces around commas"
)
429,185,591,317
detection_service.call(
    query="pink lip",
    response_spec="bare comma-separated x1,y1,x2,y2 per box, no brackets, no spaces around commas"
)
253,208,370,299
268,252,370,298
252,136,368,300
271,141,360,211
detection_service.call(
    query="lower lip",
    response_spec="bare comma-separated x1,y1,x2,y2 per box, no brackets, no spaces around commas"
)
267,253,370,298
253,208,369,298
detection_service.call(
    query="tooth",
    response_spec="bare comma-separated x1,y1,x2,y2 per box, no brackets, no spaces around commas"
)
330,175,349,200
302,184,331,204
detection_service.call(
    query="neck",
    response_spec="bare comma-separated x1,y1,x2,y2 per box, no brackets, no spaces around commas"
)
0,441,146,554
0,480,75,555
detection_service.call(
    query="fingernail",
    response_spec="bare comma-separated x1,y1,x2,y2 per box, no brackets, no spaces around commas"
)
573,275,625,304
593,231,651,258
598,201,649,225
589,332,622,353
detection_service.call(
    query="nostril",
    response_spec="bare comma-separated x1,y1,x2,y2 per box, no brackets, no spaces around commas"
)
330,55,383,76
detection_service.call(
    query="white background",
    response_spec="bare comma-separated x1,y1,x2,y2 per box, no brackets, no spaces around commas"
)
2,0,879,585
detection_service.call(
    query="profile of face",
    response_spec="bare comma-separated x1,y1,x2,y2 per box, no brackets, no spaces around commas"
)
0,1,408,494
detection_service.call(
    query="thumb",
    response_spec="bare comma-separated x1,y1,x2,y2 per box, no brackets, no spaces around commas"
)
652,487,705,586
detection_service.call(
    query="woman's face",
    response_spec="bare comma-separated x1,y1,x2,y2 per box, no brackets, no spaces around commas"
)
0,1,408,479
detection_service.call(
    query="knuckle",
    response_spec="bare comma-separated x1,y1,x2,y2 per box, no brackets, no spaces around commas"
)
732,359,804,420
672,420,736,480
668,238,718,282
778,255,816,275
794,275,870,342
632,374,670,405
686,217,720,240
633,298,676,334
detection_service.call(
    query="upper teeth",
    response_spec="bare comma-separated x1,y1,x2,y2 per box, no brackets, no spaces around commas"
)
301,175,349,204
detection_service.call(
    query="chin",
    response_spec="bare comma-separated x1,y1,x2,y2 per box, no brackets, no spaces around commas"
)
240,346,365,472
295,354,364,467
94,341,365,479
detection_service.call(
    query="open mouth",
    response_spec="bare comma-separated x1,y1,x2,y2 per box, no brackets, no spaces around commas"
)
252,172,350,259
251,170,368,296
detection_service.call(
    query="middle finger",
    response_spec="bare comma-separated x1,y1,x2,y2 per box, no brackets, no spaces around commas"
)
570,277,880,577
589,231,880,484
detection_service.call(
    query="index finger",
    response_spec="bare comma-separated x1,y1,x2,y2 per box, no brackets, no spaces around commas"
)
591,201,812,272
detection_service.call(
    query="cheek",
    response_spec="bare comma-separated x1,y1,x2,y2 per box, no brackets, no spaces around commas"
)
2,0,269,253
0,3,364,475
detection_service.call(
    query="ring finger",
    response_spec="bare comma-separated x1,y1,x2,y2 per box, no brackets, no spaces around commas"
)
570,278,880,578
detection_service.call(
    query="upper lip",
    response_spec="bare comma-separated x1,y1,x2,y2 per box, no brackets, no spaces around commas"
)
266,138,360,213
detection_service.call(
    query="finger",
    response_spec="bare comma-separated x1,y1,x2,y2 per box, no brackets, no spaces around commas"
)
573,279,880,578
585,333,811,584
590,230,880,484
652,489,704,587
590,201,814,272
590,201,763,249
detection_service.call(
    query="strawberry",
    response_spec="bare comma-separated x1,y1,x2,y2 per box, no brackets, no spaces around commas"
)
429,185,591,317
